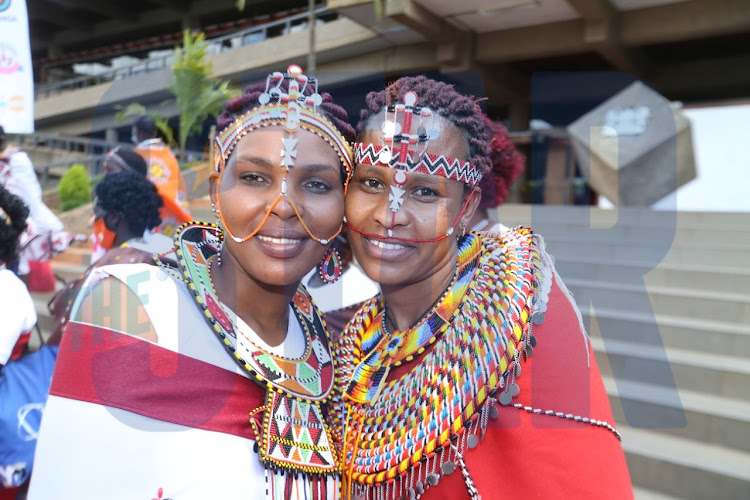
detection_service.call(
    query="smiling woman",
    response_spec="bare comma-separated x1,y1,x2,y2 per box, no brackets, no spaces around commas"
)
29,65,356,500
333,76,633,500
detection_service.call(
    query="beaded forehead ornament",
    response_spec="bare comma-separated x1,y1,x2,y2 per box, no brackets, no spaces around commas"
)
213,64,354,245
348,91,484,242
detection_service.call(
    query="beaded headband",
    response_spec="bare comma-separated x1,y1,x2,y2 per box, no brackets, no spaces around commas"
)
347,90,480,241
105,147,132,173
213,65,353,183
213,65,352,245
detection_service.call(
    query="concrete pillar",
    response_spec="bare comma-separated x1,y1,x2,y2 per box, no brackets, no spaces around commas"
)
105,128,118,144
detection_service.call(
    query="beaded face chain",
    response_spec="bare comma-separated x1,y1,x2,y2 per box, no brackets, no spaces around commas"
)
334,230,620,500
214,64,354,245
156,222,341,490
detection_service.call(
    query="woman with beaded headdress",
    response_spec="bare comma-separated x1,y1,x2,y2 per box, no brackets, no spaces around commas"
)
333,76,632,499
29,65,354,500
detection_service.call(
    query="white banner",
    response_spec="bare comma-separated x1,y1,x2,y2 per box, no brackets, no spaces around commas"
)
0,0,34,134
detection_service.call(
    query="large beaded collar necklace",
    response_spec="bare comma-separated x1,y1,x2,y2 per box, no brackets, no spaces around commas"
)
161,222,341,495
337,230,545,499
335,230,621,500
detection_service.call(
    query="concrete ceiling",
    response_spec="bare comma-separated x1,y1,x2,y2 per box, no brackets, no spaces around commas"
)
28,0,316,61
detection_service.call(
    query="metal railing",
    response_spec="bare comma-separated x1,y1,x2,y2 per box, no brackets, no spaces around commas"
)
10,132,207,186
35,7,333,98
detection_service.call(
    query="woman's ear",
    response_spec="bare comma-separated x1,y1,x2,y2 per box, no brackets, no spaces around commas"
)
459,185,482,231
208,171,220,208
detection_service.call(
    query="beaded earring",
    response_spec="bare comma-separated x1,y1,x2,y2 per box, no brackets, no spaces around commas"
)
211,202,223,267
318,246,342,284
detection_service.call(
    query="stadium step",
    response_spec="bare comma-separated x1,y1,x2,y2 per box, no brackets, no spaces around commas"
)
592,337,750,401
553,257,750,295
581,307,750,358
565,278,750,323
603,377,750,454
620,427,750,499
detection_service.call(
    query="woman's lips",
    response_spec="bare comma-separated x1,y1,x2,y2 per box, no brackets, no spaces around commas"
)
255,234,308,259
362,236,414,261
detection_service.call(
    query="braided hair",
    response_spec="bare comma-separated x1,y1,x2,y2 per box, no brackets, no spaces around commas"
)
95,171,163,236
0,184,30,264
358,75,492,180
217,80,356,142
480,116,525,208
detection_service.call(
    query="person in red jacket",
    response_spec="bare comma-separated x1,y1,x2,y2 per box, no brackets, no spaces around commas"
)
333,76,633,499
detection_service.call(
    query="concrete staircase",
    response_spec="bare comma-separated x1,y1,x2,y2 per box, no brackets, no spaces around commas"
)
496,204,750,499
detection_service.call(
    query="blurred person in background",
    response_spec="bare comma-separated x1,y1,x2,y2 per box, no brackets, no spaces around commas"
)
0,125,74,291
0,184,35,369
132,115,192,237
49,170,170,344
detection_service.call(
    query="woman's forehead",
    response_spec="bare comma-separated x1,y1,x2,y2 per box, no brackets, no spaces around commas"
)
360,113,470,161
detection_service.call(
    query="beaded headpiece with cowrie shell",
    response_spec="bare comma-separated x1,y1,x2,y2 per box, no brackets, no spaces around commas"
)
348,91,484,242
213,64,354,245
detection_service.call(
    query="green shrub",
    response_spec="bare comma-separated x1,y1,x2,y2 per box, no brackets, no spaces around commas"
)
58,164,91,211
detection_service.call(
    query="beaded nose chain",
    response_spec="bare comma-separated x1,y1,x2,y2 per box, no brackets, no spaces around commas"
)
214,64,354,246
346,91,483,244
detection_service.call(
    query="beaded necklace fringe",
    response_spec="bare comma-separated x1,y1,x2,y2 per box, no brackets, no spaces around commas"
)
333,230,620,500
155,222,342,500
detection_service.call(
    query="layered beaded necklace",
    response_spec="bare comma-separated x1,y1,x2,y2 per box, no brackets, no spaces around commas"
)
159,222,341,499
336,229,547,499
335,229,620,499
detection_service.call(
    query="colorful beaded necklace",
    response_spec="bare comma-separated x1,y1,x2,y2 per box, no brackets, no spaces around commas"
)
165,222,341,497
335,229,545,499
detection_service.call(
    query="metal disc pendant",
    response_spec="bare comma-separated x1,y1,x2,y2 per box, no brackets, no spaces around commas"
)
408,487,416,500
489,403,499,420
258,92,270,104
526,344,534,357
394,169,407,184
510,382,520,397
416,480,424,495
311,92,323,106
530,335,538,348
514,363,522,377
417,126,426,137
538,301,547,312
441,461,456,475
427,126,439,139
499,390,513,406
467,434,479,449
427,472,440,486
532,311,545,325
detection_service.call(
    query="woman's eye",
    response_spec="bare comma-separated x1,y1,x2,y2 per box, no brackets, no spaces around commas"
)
304,179,332,193
413,187,439,199
361,178,384,192
240,173,268,185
